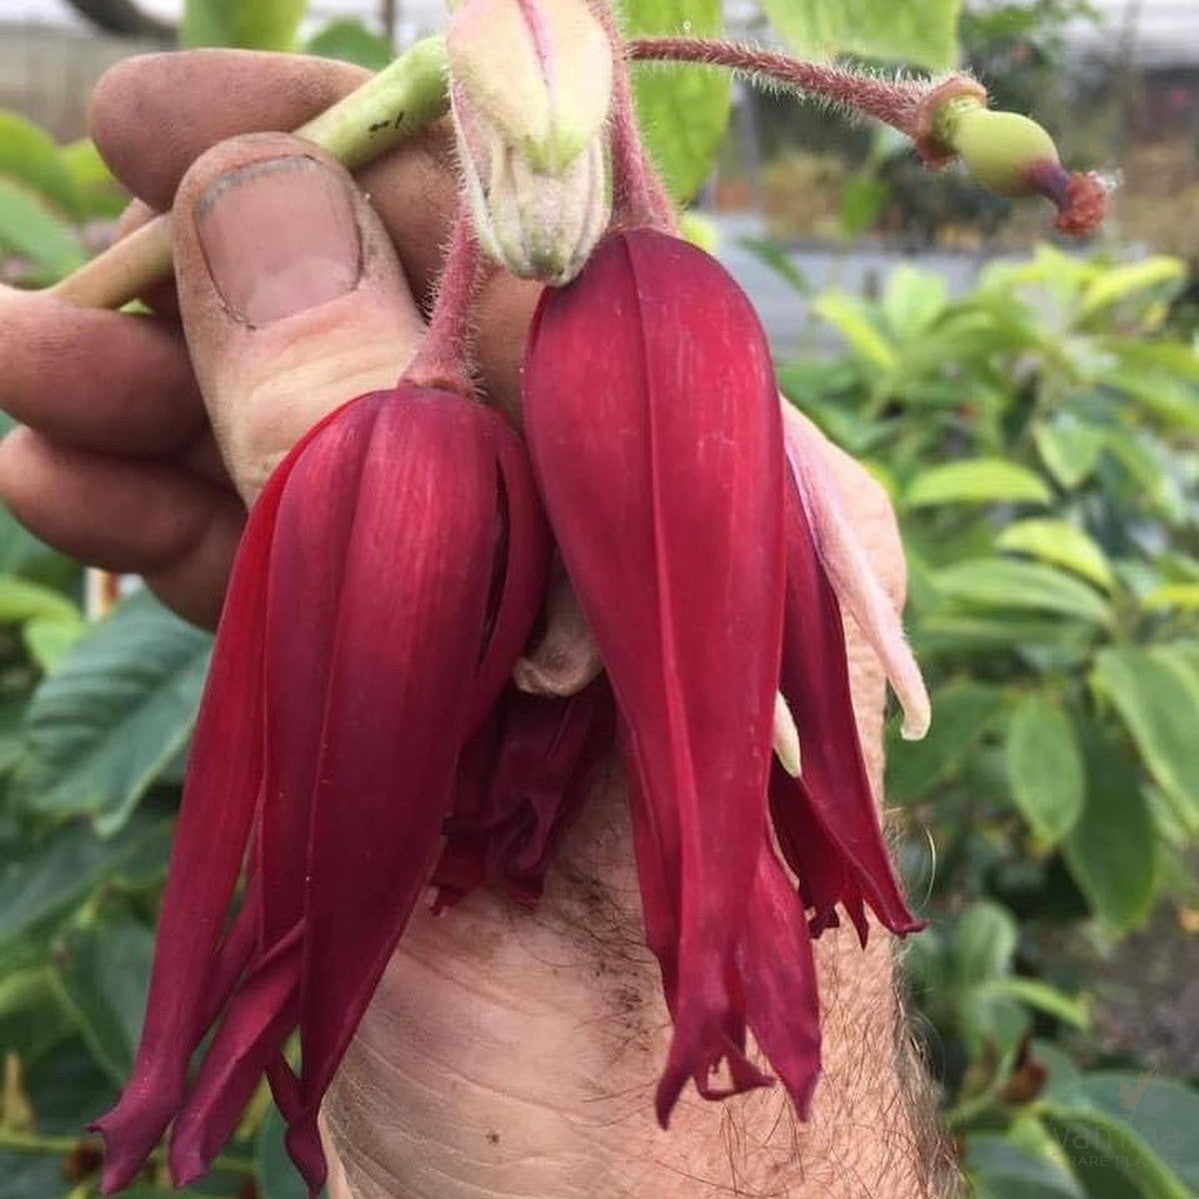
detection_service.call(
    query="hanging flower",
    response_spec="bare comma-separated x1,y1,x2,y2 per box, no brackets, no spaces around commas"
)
523,228,924,1123
91,384,548,1195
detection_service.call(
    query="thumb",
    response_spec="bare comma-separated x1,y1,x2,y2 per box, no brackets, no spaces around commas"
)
172,132,427,503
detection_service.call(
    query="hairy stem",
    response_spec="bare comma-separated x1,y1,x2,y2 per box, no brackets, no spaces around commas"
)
586,1,676,231
628,37,977,141
404,214,484,397
50,36,450,311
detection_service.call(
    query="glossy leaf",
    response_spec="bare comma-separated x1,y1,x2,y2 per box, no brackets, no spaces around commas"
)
622,0,731,202
15,590,212,835
967,1134,1086,1199
1092,648,1199,834
931,559,1112,626
759,0,962,68
997,519,1114,590
50,920,154,1085
1005,695,1085,847
1062,725,1156,931
904,460,1052,508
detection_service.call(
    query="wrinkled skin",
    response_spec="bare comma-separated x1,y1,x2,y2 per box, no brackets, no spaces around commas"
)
0,53,949,1199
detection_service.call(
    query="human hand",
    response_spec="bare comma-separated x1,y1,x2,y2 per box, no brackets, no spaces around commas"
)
0,50,948,1199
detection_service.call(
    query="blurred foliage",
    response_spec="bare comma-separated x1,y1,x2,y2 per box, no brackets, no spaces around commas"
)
779,246,1199,1198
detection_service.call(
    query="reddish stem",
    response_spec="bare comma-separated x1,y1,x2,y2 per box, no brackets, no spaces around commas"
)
586,1,676,231
404,214,483,397
628,37,980,142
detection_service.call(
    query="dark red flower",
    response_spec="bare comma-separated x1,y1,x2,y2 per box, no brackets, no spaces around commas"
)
92,385,548,1196
523,228,924,1125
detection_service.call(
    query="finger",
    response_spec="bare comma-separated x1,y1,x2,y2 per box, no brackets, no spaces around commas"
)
0,427,241,628
90,51,540,412
170,132,426,501
0,287,205,456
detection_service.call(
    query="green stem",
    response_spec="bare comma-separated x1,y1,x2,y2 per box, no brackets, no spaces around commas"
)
50,36,450,310
0,1128,255,1176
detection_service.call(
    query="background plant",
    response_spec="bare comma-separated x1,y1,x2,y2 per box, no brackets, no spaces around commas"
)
1,1,1196,1197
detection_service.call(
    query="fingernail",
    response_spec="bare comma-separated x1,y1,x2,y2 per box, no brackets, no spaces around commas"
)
196,156,362,326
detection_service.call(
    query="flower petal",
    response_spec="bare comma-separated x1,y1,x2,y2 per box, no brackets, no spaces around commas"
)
781,403,930,740
168,923,303,1188
775,475,923,942
524,230,785,1122
295,390,500,1130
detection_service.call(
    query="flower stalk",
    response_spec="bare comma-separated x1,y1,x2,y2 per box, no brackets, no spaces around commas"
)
49,36,451,311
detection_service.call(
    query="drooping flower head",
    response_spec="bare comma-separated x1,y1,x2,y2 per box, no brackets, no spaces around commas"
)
92,384,548,1195
523,228,924,1122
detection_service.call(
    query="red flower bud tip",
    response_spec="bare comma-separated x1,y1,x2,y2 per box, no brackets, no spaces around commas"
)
91,385,548,1195
523,229,922,1127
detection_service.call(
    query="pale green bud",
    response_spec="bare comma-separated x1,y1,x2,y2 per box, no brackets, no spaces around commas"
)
448,0,613,283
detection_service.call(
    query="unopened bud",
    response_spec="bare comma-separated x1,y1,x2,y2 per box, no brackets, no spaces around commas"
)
448,0,613,284
918,82,1107,237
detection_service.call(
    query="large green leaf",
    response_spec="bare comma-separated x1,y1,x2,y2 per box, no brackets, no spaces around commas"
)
758,0,963,69
305,18,393,70
903,459,1052,508
1091,647,1199,834
0,816,171,949
997,519,1114,590
931,559,1112,626
967,1134,1086,1199
954,899,1016,985
182,0,307,49
1080,1074,1199,1192
15,591,211,835
1042,1101,1194,1199
623,0,731,202
1062,725,1156,930
1005,695,1085,847
49,919,154,1085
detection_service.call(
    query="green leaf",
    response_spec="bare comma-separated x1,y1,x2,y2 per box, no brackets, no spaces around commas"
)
839,171,889,239
954,899,1017,985
812,292,897,371
1062,724,1156,931
1080,1073,1199,1192
0,110,80,216
1092,648,1199,834
258,1105,310,1199
1005,695,1085,847
0,177,86,277
904,460,1052,508
60,137,128,221
623,0,731,202
977,977,1090,1029
1080,256,1186,317
931,559,1112,625
16,591,211,835
0,574,80,625
759,0,962,68
997,519,1114,590
305,18,393,70
0,1152,70,1199
49,920,154,1084
1033,420,1106,490
885,681,1007,803
1141,584,1199,611
22,614,86,672
1042,1104,1194,1199
0,816,172,949
182,0,307,49
967,1134,1086,1199
882,264,947,341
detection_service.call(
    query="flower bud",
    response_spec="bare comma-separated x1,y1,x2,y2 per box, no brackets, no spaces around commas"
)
448,0,613,283
925,92,1107,236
